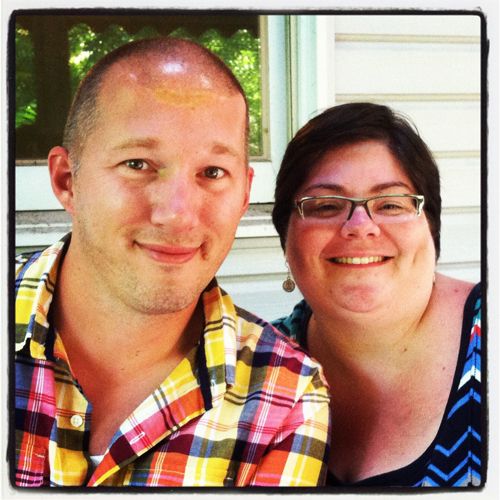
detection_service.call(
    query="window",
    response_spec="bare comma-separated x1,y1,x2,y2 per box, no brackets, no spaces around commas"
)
14,13,267,159
13,13,307,212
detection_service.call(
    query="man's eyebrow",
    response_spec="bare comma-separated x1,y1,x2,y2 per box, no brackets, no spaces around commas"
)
111,138,160,150
302,181,414,194
211,143,240,158
110,139,240,157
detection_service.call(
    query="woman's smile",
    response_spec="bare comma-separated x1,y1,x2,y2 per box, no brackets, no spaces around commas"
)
328,255,389,265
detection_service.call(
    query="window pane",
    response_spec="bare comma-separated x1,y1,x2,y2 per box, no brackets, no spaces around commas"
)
14,14,264,159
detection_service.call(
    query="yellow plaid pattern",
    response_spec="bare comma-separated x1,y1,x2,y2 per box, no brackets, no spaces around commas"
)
13,235,331,487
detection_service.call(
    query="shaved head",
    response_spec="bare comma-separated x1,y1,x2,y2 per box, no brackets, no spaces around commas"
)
63,37,248,170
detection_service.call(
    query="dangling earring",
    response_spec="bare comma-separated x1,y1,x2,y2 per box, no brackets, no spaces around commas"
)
282,261,296,293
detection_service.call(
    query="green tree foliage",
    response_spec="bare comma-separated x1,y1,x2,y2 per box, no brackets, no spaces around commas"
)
68,24,159,93
15,27,37,128
15,23,263,156
198,29,262,156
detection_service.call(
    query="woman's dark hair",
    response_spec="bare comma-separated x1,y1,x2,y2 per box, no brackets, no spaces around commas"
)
272,102,442,259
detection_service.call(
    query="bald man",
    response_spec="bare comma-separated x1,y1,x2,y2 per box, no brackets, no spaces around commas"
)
13,38,330,487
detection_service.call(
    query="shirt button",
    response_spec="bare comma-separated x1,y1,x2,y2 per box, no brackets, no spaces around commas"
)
70,414,83,428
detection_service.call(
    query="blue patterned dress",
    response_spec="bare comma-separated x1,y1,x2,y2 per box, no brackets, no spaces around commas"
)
273,283,483,487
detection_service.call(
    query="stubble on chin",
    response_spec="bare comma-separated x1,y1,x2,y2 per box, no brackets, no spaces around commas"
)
121,275,204,315
72,224,203,316
94,253,208,316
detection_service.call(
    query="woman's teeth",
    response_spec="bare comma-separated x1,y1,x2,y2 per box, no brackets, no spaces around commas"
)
332,256,385,265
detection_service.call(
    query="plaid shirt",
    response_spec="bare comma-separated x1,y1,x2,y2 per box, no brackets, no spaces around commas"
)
13,235,330,487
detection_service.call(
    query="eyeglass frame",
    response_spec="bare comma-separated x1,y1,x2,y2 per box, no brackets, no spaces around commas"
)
295,193,425,223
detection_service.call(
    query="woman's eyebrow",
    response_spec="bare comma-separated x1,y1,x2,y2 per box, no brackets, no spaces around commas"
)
302,183,343,194
371,181,414,192
302,181,413,195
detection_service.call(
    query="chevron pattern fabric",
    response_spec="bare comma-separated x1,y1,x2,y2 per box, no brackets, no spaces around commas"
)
416,283,482,487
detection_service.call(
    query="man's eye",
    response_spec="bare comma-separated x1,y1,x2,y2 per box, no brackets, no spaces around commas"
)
203,166,225,179
124,159,147,170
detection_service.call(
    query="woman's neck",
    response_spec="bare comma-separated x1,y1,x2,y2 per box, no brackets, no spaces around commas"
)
307,273,474,386
308,281,435,378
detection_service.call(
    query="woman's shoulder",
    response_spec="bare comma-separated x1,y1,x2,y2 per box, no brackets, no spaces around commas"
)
436,272,476,292
434,274,479,312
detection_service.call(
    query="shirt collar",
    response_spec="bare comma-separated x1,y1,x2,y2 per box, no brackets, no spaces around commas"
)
200,280,238,397
15,233,70,359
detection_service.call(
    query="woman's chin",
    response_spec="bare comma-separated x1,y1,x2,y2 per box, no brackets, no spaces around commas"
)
337,299,382,315
328,285,386,315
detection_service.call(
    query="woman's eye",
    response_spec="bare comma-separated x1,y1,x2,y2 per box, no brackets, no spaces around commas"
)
381,203,400,210
376,201,408,214
203,166,226,179
317,203,343,213
124,159,147,170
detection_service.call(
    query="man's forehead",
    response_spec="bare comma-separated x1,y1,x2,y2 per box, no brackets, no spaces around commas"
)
97,61,242,116
103,53,234,93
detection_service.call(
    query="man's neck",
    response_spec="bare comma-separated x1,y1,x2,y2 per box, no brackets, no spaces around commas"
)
52,245,204,382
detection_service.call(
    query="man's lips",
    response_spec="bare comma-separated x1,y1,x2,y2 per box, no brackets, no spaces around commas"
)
136,242,199,264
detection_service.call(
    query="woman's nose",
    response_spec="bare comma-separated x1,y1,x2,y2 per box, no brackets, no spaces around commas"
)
339,205,381,239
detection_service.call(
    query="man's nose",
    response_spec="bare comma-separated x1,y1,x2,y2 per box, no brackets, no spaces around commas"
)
339,205,381,239
149,175,199,228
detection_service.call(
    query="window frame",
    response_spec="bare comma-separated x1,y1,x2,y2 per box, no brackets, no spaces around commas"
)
249,14,322,204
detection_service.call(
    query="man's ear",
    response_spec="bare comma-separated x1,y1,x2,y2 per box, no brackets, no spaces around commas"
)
241,165,254,214
48,146,76,214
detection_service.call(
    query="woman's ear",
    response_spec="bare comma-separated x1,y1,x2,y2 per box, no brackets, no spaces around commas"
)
48,146,76,214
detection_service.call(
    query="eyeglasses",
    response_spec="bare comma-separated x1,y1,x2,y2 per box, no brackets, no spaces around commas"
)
295,194,425,224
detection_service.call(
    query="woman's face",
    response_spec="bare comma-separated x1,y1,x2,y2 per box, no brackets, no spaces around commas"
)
285,140,436,318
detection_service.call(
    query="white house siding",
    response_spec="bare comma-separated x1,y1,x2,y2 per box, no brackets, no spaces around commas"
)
14,13,483,321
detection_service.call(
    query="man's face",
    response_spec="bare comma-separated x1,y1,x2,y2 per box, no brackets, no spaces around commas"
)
66,59,252,315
